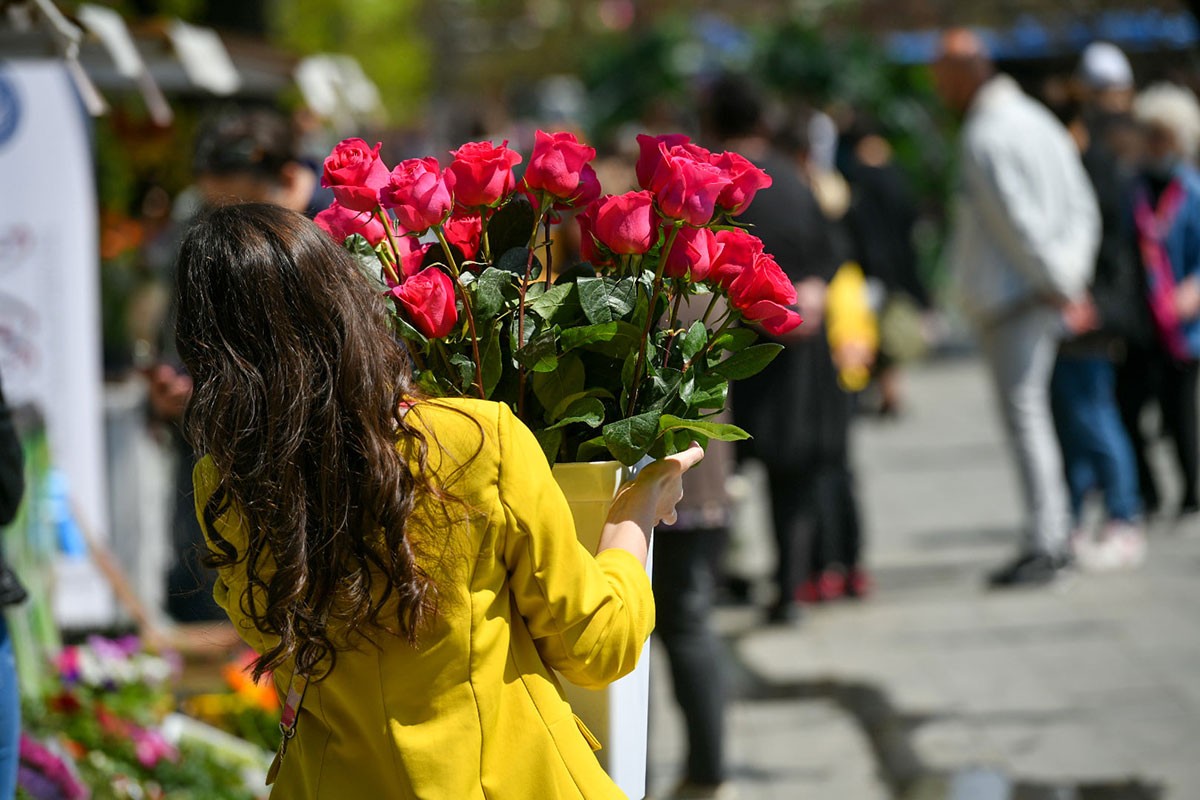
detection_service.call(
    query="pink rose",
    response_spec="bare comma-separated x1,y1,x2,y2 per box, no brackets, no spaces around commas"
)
712,151,772,216
321,138,390,212
635,133,692,190
710,229,766,288
314,202,387,247
728,252,802,335
664,225,723,281
588,191,657,255
576,204,610,266
442,212,483,261
445,141,523,208
650,144,731,226
389,267,458,338
379,157,453,233
395,237,432,283
524,130,597,200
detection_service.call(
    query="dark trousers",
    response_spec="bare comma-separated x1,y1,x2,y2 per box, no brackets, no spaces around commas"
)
652,528,726,785
767,460,862,605
1117,344,1200,513
1051,356,1141,523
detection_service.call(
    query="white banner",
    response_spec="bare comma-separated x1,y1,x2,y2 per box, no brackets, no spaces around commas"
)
0,59,113,628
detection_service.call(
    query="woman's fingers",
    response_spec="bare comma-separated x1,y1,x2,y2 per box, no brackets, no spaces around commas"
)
664,442,705,474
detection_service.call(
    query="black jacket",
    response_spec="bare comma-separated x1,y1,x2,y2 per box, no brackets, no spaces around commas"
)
0,374,24,526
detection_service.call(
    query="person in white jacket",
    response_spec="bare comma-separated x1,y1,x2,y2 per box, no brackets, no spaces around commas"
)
933,29,1101,587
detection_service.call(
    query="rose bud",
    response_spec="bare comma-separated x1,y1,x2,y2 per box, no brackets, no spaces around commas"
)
389,266,458,338
712,151,772,216
314,202,387,247
379,157,453,234
650,143,732,226
524,130,597,200
321,138,391,212
663,225,723,281
556,164,602,210
445,140,523,208
589,191,657,255
727,252,802,336
635,133,692,190
442,212,483,262
709,228,766,289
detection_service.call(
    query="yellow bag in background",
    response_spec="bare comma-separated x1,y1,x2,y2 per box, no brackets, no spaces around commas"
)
825,262,878,392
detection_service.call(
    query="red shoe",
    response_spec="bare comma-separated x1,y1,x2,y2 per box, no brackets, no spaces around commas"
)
796,579,823,604
846,567,872,599
817,569,846,601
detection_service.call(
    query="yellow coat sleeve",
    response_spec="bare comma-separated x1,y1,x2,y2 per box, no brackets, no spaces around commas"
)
495,403,654,690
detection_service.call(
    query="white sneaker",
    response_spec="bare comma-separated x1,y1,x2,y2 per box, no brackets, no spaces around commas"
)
1078,523,1146,572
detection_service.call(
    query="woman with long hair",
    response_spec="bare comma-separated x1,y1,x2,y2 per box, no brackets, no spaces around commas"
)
175,203,700,798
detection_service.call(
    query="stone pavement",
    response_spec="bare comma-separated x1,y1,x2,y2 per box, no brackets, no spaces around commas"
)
647,357,1200,800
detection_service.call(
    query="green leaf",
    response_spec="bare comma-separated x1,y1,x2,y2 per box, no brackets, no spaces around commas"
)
602,411,662,465
680,320,708,362
473,267,515,320
533,428,563,466
680,374,728,411
529,282,581,326
656,414,751,443
714,343,783,380
712,327,758,352
576,435,609,462
497,246,541,279
449,353,477,393
531,353,584,412
480,321,503,398
548,388,613,421
547,396,605,430
559,321,618,352
488,195,537,256
578,276,638,324
390,311,428,345
515,328,559,373
343,234,387,291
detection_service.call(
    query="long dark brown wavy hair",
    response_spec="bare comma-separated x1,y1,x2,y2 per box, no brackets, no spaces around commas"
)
175,202,438,680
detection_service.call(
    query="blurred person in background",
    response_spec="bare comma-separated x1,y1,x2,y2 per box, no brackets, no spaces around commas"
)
932,29,1100,587
1119,84,1200,520
0,370,26,799
1045,45,1147,571
841,115,933,417
148,107,327,625
703,76,862,624
653,373,736,800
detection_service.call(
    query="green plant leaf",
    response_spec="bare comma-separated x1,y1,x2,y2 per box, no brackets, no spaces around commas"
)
449,353,477,393
480,321,503,397
496,246,542,279
488,195,537,256
680,373,729,411
576,435,609,462
533,428,563,466
656,414,750,442
680,320,708,362
712,327,758,352
547,396,605,430
531,353,584,412
602,410,662,465
515,328,559,373
473,267,515,320
578,276,638,324
343,234,387,291
714,343,783,380
390,311,428,345
559,321,618,351
529,282,581,326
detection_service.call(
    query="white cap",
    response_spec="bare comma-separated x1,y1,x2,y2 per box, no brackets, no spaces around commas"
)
1078,42,1134,90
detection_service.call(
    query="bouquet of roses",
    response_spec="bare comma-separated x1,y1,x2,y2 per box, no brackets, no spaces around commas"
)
315,130,800,465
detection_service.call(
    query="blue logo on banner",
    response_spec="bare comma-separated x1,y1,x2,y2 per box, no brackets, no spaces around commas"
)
0,72,20,150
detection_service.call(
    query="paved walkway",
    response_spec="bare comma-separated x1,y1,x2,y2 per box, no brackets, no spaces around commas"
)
648,358,1200,800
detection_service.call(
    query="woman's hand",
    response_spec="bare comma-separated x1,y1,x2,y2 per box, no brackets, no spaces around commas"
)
598,444,705,565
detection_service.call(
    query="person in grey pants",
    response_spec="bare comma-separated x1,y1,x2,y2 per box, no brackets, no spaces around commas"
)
933,30,1101,587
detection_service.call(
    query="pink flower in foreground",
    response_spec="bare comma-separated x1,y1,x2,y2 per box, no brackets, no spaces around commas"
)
321,138,390,212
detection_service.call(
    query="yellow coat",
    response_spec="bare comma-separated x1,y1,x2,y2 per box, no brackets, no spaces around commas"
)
193,398,654,799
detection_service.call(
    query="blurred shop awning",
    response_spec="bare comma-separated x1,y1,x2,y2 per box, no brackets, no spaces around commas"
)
1,0,380,125
885,8,1199,64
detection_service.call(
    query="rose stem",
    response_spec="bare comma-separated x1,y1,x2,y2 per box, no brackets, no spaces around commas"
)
626,220,682,416
681,308,736,376
661,287,686,370
543,216,554,290
516,196,551,422
433,226,486,399
374,210,403,287
700,292,720,326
